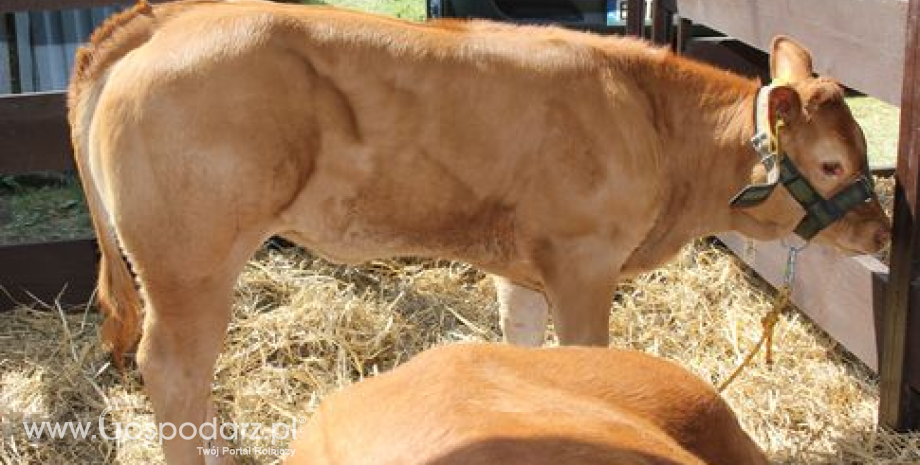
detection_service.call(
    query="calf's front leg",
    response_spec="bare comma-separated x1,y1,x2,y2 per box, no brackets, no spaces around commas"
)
540,246,620,346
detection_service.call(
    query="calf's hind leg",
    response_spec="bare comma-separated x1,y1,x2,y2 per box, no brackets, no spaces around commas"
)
136,273,239,464
131,232,266,465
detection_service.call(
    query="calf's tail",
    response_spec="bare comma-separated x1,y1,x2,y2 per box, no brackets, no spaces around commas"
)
67,0,162,368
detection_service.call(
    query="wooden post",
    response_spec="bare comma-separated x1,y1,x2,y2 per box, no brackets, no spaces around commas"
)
626,0,646,38
650,0,675,46
880,0,920,431
675,17,692,53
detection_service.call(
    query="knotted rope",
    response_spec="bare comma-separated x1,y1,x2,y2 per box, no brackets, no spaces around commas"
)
718,244,802,393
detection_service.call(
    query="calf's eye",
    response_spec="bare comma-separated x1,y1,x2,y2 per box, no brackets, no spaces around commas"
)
821,162,843,177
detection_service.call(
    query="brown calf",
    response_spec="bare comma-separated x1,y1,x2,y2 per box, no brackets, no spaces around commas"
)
287,344,769,465
68,1,888,462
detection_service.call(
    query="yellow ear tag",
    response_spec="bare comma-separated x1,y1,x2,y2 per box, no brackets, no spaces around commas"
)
766,80,788,157
769,118,786,157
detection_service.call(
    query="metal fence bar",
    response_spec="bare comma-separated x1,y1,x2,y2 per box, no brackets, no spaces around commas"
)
13,11,31,92
89,5,110,24
0,0,143,15
61,8,92,73
3,5,124,94
33,10,68,90
0,16,10,94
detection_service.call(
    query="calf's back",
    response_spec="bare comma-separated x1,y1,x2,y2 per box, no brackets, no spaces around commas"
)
287,344,768,465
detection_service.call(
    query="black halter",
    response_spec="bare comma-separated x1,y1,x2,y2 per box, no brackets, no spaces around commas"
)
730,85,876,240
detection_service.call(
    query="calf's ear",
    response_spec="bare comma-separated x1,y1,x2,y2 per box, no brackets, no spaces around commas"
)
768,85,803,126
770,36,814,83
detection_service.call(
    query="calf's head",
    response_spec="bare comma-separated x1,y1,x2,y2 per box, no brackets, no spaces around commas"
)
736,36,890,254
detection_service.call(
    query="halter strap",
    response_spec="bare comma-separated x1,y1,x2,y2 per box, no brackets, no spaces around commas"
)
730,83,876,240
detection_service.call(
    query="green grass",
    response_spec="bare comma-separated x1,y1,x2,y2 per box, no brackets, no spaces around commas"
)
846,96,900,166
304,0,425,21
0,178,91,244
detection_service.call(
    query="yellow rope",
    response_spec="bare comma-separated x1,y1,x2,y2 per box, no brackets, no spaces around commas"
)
717,286,790,393
718,84,796,393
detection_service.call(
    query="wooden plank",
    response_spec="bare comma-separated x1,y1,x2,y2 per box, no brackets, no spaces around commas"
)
873,274,920,397
684,37,769,81
880,0,920,431
0,0,137,14
0,91,73,174
910,281,920,393
676,0,908,106
874,272,888,374
675,16,692,53
897,0,920,213
873,163,898,177
0,238,97,311
717,233,886,371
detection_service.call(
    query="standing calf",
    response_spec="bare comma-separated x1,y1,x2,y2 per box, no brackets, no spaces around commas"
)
68,0,889,462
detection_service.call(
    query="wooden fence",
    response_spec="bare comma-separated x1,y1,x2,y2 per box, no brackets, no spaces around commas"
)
2,0,919,429
652,0,920,430
0,0,139,310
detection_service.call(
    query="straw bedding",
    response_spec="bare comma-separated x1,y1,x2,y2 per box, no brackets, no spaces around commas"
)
1,4,910,462
0,174,913,464
0,0,909,461
2,232,919,464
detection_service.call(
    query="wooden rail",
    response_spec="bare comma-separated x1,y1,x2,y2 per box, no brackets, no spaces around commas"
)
717,234,888,371
675,0,909,105
0,239,97,310
0,91,73,174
